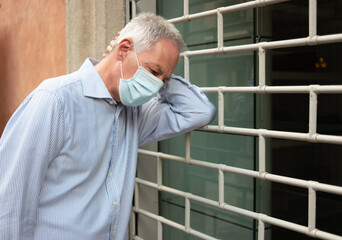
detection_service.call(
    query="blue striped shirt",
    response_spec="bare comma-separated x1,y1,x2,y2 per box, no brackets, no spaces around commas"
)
0,58,215,240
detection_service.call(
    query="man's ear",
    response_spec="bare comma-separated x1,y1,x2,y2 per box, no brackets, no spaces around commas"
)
116,38,134,61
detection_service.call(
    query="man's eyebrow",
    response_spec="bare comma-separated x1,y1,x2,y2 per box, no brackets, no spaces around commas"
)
147,63,163,75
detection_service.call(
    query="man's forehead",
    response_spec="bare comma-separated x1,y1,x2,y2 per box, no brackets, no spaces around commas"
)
138,39,179,76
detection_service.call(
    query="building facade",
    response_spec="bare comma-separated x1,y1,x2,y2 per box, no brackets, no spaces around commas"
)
1,1,342,240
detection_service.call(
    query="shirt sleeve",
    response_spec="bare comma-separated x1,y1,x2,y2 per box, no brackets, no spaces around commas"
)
0,89,65,239
137,74,216,146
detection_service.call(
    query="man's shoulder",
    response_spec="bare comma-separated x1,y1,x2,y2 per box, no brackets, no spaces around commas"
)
38,71,81,92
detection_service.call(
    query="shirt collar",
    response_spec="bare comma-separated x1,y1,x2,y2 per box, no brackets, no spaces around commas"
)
78,58,114,101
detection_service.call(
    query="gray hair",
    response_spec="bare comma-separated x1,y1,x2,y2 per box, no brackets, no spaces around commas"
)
114,13,186,54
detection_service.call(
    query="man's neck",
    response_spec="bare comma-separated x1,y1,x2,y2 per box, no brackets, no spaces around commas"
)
95,57,121,102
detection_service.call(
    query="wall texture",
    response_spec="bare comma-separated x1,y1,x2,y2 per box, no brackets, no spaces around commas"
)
0,0,126,134
65,0,126,73
0,0,66,134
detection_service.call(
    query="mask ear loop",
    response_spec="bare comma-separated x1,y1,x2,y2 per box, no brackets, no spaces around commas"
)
134,48,140,67
120,60,124,79
120,48,140,79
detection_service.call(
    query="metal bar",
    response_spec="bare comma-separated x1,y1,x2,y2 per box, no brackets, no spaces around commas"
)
185,132,191,164
258,46,266,87
158,221,163,240
218,169,224,206
200,125,260,136
133,207,183,232
184,55,190,81
309,87,318,137
315,134,342,145
180,34,342,58
218,89,225,128
309,0,317,38
217,10,223,49
258,219,265,240
259,134,266,174
183,0,189,16
198,125,342,145
133,207,218,240
157,156,162,186
199,85,342,94
133,236,144,240
317,33,342,44
131,211,136,239
315,182,342,195
125,0,130,24
169,0,288,24
137,150,342,196
185,196,191,232
315,231,342,240
199,86,260,93
316,85,342,93
308,183,317,232
132,0,137,18
134,182,139,209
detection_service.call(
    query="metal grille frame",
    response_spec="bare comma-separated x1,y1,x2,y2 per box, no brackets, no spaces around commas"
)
130,1,342,239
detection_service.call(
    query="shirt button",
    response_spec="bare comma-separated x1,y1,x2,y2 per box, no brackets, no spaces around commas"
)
109,101,114,105
108,172,112,177
113,201,117,206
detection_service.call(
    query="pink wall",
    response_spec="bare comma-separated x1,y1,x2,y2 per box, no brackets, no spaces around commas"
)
0,0,66,134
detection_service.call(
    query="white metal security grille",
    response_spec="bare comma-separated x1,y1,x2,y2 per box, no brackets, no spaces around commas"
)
130,0,342,239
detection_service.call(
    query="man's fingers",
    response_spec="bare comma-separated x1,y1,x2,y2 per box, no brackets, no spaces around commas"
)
105,33,119,54
106,45,113,53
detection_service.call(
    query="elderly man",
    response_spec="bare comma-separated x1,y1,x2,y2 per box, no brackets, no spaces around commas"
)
0,13,215,240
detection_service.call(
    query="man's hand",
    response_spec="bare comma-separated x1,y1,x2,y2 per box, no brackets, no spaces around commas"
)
102,32,120,58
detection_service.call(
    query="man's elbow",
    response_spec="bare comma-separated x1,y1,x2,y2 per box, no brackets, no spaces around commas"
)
192,103,216,128
203,103,216,126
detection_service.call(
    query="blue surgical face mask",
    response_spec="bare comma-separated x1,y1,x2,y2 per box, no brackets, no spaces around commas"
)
119,50,163,106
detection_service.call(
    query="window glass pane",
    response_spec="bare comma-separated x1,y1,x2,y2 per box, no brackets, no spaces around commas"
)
317,1,342,35
257,1,308,42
